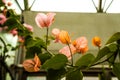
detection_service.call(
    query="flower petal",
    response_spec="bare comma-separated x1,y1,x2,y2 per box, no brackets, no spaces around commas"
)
35,13,47,28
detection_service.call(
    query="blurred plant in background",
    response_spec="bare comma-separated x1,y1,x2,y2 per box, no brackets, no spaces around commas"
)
1,0,120,80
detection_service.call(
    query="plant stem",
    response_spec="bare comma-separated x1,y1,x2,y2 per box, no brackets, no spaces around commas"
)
46,27,49,50
46,49,54,56
0,58,15,80
67,43,74,66
0,37,7,58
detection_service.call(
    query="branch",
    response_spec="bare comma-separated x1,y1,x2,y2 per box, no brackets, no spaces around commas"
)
0,37,7,58
0,57,15,80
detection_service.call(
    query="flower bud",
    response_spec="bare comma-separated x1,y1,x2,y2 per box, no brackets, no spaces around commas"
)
92,36,101,47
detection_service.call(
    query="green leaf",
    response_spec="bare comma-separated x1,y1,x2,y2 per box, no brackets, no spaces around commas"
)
107,52,117,66
98,68,112,80
75,53,95,68
113,63,120,80
106,32,120,44
47,68,66,80
42,54,68,70
25,37,46,49
0,1,4,6
4,17,21,30
38,52,52,64
107,43,118,65
25,46,42,58
66,68,83,80
107,43,118,52
92,47,110,64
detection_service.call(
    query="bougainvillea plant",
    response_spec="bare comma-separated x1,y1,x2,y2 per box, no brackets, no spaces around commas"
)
1,0,120,80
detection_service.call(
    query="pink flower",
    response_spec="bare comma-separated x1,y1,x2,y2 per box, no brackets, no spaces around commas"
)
0,14,7,25
2,0,6,3
35,12,56,28
52,28,60,36
18,36,25,43
59,45,76,59
52,28,60,42
9,28,18,36
73,37,88,54
23,23,33,32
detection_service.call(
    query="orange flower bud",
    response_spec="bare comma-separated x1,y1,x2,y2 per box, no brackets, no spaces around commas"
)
59,30,71,44
72,40,77,46
92,36,101,47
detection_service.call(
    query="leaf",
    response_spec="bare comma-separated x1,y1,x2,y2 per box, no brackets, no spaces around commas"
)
92,47,110,64
107,43,118,52
38,52,52,64
107,43,118,65
25,46,42,59
47,68,66,80
106,32,120,44
113,63,120,80
0,1,4,6
25,37,46,49
107,52,117,66
66,68,83,80
42,54,68,70
98,68,111,80
4,17,21,30
75,53,95,68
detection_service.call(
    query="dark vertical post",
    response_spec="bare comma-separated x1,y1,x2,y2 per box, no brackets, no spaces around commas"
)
98,0,103,13
24,0,29,10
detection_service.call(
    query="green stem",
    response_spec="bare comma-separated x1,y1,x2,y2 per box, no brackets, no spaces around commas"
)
67,43,74,66
0,58,15,80
46,49,54,56
46,27,49,50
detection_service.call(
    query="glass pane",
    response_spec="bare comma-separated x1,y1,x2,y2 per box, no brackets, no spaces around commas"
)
9,0,120,13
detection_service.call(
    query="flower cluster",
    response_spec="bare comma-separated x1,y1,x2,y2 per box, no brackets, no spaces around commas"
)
22,12,120,80
52,28,88,59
